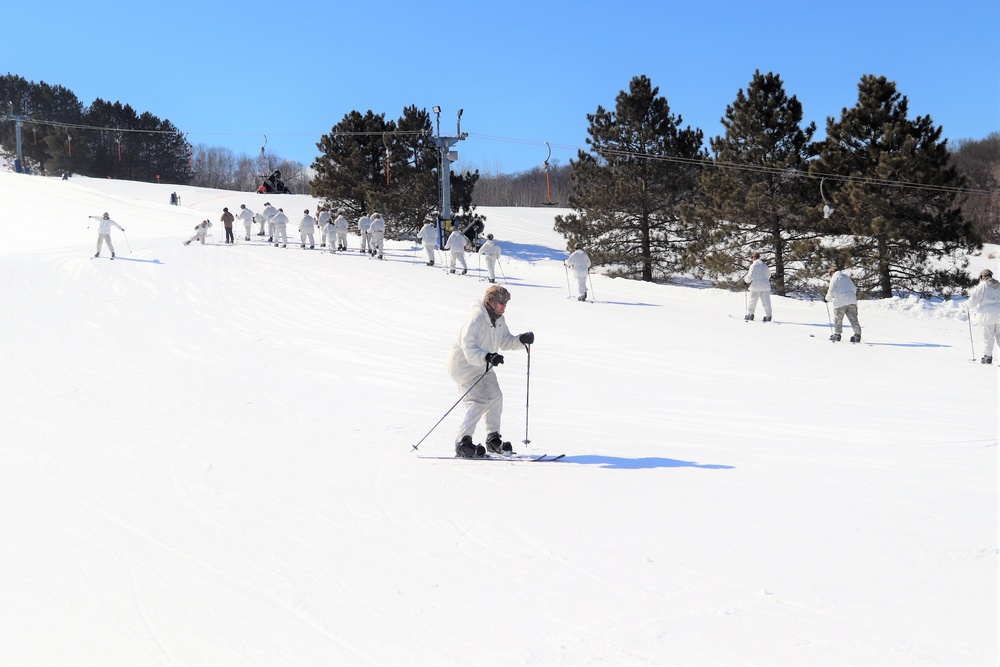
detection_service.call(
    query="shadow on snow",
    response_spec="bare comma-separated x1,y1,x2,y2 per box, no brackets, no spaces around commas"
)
559,455,734,470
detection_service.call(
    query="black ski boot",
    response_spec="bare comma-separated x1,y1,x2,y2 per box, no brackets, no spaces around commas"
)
830,333,842,342
745,313,754,321
455,435,485,458
981,355,993,365
486,432,513,456
849,333,861,344
763,315,772,322
578,293,587,302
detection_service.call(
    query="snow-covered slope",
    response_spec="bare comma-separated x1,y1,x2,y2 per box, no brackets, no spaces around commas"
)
0,172,995,663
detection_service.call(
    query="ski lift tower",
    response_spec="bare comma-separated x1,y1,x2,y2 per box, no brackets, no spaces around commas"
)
431,106,467,247
2,102,26,173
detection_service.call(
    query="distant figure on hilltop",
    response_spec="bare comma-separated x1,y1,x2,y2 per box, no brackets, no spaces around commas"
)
743,252,773,322
967,268,1000,364
565,243,591,301
825,266,862,343
88,212,124,259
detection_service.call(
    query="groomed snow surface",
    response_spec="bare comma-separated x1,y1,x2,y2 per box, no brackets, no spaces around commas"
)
0,172,996,664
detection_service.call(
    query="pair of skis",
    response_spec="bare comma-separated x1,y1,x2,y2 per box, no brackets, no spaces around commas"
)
418,453,565,463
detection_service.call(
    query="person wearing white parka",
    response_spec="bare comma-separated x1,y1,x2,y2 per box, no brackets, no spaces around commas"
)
743,252,772,322
333,211,350,251
565,243,591,301
967,268,1000,364
446,227,469,274
368,213,385,259
445,285,534,458
480,234,502,283
236,204,255,241
88,212,124,258
825,265,862,343
418,215,439,266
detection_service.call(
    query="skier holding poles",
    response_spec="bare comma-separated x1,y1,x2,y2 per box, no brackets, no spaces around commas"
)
445,285,534,458
480,233,502,283
565,243,591,301
967,268,1000,364
88,212,124,259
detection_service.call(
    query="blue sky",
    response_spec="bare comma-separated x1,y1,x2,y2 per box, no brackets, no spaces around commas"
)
3,0,997,175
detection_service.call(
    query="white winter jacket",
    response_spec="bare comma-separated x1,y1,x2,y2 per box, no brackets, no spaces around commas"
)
445,301,522,386
744,259,771,292
358,215,372,233
271,212,288,228
261,205,278,221
418,223,437,245
369,216,385,235
446,230,468,253
566,249,591,275
968,278,1000,326
480,240,502,260
825,271,857,309
334,215,349,232
90,215,123,235
299,215,315,232
237,208,255,224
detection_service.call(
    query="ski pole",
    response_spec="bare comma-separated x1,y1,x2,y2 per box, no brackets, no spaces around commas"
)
587,272,596,301
967,306,977,362
497,258,508,285
411,365,492,452
122,230,133,253
523,343,532,446
564,264,572,297
824,299,834,337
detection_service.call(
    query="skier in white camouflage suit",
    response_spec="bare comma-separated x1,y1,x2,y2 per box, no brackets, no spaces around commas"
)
418,215,438,266
967,268,1000,364
565,243,591,301
479,233,502,283
446,227,469,274
743,252,773,322
445,285,534,458
368,212,385,259
88,212,124,258
237,204,255,241
825,265,862,343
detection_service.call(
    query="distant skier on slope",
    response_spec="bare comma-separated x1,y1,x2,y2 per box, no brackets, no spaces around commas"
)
418,214,438,266
333,210,350,252
271,208,289,248
220,207,235,244
368,212,385,259
260,201,278,241
299,209,316,249
445,285,534,458
88,212,124,258
480,233,502,283
743,252,773,322
565,243,591,301
317,209,332,248
445,227,469,274
967,268,1000,364
825,265,862,343
184,219,212,246
237,204,255,242
357,212,372,254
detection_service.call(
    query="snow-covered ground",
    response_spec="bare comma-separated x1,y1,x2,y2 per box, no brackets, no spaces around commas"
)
0,172,996,664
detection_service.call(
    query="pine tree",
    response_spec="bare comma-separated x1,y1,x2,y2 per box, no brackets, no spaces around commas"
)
813,75,976,297
693,71,818,295
554,75,704,282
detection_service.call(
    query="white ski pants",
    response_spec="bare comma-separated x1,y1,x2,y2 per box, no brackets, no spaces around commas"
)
360,231,372,251
423,241,436,263
748,290,772,317
980,322,1000,356
574,270,588,297
485,256,497,280
455,371,503,443
96,233,115,255
370,232,384,257
450,249,467,270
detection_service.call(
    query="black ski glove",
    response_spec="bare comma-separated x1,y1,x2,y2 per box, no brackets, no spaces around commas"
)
519,332,534,345
485,352,504,367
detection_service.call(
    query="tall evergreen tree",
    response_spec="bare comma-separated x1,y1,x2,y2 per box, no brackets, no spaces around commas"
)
554,75,705,281
311,106,480,237
692,71,818,295
813,75,976,297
